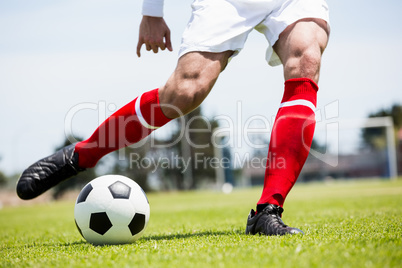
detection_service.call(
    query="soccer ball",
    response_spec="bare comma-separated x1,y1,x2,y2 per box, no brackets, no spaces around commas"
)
74,175,150,245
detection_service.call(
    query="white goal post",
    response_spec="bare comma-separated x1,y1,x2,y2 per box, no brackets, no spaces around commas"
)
212,116,398,189
328,116,397,180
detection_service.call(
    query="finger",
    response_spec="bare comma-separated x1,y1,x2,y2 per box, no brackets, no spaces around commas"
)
151,44,159,53
136,39,144,57
159,42,166,51
165,30,173,52
146,43,151,51
149,39,164,53
157,37,166,51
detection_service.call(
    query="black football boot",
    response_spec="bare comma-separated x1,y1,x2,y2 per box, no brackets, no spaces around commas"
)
16,144,85,200
245,203,304,236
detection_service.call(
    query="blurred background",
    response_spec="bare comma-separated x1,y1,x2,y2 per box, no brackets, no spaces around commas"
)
1,0,401,203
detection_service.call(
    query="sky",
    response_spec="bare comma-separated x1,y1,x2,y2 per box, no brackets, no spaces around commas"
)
1,0,402,175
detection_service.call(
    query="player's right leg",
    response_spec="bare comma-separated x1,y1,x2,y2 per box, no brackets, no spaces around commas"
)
247,17,329,236
16,51,233,200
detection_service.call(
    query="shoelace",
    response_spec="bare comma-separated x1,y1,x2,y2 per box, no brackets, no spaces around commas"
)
269,213,288,228
260,206,288,228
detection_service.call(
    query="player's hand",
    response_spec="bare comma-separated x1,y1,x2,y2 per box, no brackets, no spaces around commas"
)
137,16,173,57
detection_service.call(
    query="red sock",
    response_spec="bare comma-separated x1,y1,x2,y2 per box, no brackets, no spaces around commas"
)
258,78,318,207
75,88,171,168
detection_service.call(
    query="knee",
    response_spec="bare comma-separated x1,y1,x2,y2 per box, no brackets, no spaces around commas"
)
285,46,322,79
278,19,329,82
160,71,215,118
175,78,210,113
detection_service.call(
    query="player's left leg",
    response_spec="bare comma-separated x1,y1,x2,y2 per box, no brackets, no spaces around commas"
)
16,51,233,200
246,18,329,236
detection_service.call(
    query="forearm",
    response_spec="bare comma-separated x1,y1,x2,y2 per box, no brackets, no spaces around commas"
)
142,0,164,17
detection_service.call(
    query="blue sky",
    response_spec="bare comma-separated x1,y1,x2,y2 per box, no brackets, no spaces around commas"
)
1,0,402,175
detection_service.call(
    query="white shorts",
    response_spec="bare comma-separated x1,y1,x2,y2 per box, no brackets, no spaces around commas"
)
179,0,330,66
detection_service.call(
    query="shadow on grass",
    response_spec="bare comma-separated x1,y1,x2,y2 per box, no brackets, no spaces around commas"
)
21,230,244,248
3,240,88,250
142,228,245,241
59,240,88,247
5,229,245,249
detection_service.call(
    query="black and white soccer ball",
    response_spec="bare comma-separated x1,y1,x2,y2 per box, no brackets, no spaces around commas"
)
74,175,150,245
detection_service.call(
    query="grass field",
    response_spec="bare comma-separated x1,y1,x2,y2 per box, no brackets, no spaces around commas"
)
1,179,401,267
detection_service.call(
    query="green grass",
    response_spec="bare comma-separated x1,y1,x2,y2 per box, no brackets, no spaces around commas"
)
1,179,402,267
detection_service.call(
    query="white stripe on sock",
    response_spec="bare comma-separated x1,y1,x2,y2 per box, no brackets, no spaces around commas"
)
279,99,316,113
135,94,160,130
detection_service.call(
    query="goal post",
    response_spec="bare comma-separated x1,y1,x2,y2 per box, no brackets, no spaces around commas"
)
331,116,397,180
212,116,398,189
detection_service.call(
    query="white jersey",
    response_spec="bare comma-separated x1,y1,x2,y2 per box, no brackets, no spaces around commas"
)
143,0,330,66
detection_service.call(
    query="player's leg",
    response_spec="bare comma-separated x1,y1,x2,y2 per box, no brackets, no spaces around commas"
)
16,50,233,200
159,51,232,118
246,18,329,236
75,51,232,168
258,18,329,206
